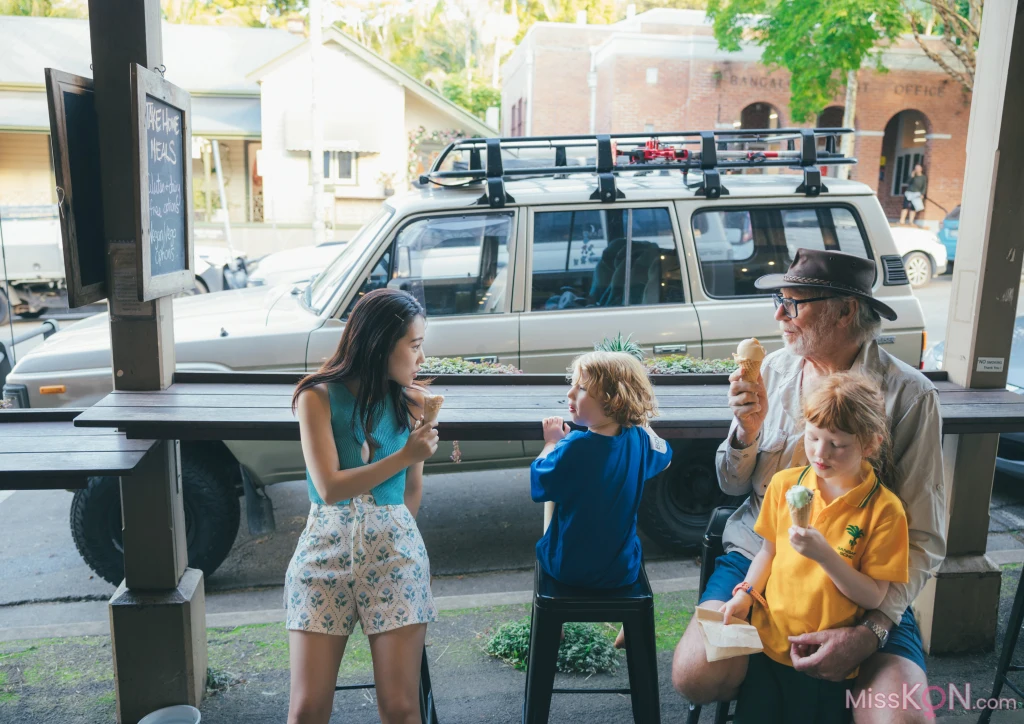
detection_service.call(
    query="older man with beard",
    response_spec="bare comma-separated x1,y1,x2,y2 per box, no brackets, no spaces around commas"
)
671,249,945,723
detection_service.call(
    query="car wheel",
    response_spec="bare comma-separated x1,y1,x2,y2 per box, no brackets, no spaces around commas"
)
903,252,933,288
17,307,48,319
637,439,746,554
69,443,241,585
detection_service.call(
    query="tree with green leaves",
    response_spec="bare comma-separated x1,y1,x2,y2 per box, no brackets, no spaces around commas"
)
707,0,906,123
706,0,906,179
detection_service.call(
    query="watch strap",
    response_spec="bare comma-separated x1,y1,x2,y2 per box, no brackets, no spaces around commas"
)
860,619,888,649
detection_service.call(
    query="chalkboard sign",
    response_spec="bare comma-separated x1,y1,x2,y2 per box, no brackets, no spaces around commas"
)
130,64,194,301
44,69,107,307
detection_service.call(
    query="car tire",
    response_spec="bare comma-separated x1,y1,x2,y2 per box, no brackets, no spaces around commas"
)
69,443,241,586
17,307,48,319
638,439,746,554
903,252,933,288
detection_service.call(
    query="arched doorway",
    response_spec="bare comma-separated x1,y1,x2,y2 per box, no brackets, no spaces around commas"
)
739,102,782,130
817,106,845,128
879,110,930,221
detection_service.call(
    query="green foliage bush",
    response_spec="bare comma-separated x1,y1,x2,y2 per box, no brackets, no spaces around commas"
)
643,354,738,375
593,332,645,362
420,357,522,375
484,617,620,675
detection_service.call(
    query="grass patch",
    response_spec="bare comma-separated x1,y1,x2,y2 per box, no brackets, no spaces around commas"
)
1002,562,1023,571
654,591,698,652
208,622,373,677
0,692,17,704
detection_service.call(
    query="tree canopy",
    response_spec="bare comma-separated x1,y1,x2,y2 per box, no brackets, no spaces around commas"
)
706,0,907,123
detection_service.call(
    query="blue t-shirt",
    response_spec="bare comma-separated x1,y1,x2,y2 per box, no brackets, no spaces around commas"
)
531,425,672,589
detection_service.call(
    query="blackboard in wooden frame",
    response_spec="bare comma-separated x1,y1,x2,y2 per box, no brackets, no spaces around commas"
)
44,68,107,307
129,63,194,301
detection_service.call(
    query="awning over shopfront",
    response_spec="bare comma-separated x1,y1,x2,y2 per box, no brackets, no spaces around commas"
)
283,110,383,153
0,90,261,138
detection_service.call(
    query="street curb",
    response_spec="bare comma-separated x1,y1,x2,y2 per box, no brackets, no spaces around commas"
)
0,575,703,643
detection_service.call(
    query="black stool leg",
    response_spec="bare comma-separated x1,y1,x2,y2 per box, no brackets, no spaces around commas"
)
980,569,1024,724
714,700,730,724
523,604,562,724
686,703,703,724
622,606,661,724
419,645,439,724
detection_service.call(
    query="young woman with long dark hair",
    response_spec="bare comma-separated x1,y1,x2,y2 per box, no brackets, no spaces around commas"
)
286,288,438,724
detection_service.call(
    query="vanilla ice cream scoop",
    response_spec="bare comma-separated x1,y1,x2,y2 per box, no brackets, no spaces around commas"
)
736,337,766,362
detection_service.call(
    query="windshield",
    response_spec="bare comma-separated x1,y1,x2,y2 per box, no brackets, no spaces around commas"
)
307,206,394,314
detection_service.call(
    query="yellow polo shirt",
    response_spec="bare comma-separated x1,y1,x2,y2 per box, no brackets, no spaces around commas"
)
752,462,909,676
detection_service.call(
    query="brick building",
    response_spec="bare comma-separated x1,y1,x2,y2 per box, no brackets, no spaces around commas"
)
501,9,971,225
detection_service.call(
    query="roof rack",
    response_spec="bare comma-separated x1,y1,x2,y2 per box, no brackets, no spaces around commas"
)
422,127,855,208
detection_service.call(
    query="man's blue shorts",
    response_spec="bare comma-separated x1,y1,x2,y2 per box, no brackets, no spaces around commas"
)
698,550,926,673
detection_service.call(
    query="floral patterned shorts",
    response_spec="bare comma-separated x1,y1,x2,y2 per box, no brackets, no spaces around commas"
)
284,496,437,636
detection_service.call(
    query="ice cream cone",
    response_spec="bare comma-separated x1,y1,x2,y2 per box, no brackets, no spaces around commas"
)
785,485,814,528
733,357,762,384
733,338,766,383
422,394,444,425
789,502,812,528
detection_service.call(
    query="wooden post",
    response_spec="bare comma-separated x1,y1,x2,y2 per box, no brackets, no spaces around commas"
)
86,0,207,719
916,0,1024,654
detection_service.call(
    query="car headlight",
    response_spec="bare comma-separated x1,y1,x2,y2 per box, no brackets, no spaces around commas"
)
2,384,29,408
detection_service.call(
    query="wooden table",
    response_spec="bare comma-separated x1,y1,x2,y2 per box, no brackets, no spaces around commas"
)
0,410,156,490
72,370,1024,441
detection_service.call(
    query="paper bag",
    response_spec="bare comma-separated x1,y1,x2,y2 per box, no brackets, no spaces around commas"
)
695,607,764,662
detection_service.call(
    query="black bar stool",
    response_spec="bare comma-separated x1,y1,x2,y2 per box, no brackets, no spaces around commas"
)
335,646,439,723
686,505,738,724
979,566,1024,723
522,562,661,724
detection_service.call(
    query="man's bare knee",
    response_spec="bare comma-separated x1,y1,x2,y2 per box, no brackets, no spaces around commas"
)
852,652,930,724
671,602,746,705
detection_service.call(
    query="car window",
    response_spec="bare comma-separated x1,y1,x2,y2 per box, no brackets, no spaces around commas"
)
374,212,513,317
342,247,392,319
692,205,870,298
530,207,684,311
309,206,393,314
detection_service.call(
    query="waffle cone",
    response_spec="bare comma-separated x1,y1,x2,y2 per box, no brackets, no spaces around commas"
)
733,356,762,384
789,502,812,529
421,394,444,425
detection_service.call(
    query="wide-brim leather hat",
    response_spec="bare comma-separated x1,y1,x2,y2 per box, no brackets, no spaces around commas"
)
754,248,898,321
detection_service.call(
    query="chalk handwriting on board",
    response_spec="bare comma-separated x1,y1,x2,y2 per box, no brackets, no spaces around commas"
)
146,97,186,277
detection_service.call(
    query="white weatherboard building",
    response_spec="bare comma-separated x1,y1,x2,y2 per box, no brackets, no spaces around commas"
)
0,17,493,257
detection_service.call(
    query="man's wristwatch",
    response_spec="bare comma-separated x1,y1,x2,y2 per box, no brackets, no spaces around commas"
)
859,619,889,649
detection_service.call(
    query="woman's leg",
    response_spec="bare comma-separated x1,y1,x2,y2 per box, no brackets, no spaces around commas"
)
368,623,428,724
908,209,917,224
288,630,348,724
899,208,908,225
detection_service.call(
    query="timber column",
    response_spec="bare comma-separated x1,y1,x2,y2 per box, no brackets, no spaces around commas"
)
915,0,1024,654
87,0,207,720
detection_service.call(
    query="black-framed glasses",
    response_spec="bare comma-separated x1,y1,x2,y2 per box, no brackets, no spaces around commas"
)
773,292,833,319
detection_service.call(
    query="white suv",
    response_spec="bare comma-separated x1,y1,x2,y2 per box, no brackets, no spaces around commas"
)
3,132,927,584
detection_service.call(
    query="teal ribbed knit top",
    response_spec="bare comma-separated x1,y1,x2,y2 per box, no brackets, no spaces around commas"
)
305,382,410,506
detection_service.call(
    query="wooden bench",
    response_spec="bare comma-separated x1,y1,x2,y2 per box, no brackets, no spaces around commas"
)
0,409,157,490
72,370,1024,441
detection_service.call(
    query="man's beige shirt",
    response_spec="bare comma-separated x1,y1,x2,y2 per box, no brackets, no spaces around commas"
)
716,341,946,625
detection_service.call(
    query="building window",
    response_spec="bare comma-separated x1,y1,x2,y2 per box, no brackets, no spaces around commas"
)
322,151,357,183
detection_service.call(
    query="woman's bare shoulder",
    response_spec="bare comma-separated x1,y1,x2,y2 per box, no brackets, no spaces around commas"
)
297,383,331,414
